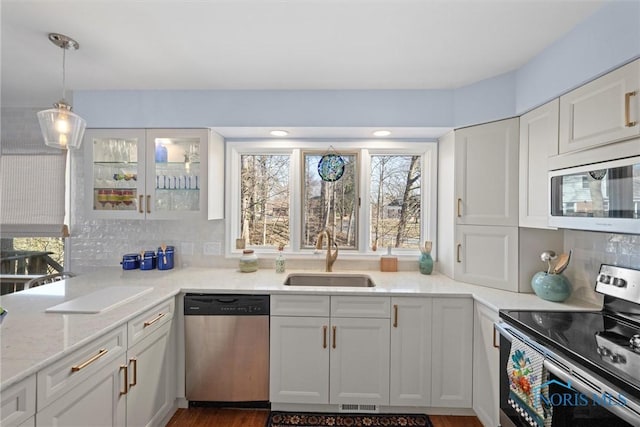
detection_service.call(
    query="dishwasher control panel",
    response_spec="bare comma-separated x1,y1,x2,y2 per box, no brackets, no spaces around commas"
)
184,294,269,315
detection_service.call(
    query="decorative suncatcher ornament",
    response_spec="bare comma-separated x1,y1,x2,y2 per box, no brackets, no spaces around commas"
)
317,147,345,182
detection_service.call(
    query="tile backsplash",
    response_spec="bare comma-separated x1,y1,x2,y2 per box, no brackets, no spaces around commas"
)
563,230,640,306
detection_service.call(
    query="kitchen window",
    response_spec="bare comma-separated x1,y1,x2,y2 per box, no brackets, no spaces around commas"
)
227,141,437,257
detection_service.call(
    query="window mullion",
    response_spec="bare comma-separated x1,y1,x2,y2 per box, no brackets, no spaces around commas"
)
359,149,371,254
290,149,302,251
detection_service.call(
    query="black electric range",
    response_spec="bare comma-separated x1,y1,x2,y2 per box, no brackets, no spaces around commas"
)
497,264,640,427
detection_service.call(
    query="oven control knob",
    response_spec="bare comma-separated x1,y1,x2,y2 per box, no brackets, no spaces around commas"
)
598,274,611,284
612,277,627,288
597,346,611,357
609,353,626,364
630,335,640,351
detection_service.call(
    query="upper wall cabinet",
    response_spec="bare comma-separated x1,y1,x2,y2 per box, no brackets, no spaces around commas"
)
455,118,519,226
519,99,559,229
84,129,220,220
559,59,639,154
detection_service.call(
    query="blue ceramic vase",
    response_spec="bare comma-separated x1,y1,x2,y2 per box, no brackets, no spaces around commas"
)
531,272,572,302
419,252,433,275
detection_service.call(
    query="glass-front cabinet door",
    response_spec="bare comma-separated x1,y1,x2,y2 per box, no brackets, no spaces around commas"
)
145,129,208,219
84,129,208,219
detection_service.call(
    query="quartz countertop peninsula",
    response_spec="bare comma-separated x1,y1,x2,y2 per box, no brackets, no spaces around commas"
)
0,267,601,390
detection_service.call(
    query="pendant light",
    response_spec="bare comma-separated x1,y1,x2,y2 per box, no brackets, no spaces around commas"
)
37,33,86,150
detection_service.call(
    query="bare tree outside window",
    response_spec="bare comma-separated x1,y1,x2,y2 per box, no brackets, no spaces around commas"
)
302,153,357,249
370,155,421,249
240,154,290,247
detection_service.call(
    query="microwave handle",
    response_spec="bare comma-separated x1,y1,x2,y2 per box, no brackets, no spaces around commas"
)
544,359,640,425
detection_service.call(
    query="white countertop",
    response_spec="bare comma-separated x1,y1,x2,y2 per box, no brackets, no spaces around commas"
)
0,266,601,390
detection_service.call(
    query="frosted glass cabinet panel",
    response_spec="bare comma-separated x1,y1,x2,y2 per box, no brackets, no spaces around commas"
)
84,129,208,220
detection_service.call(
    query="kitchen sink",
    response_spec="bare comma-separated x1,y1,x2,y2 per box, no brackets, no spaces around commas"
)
283,273,375,287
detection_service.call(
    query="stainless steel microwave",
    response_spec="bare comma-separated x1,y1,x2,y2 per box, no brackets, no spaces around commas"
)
549,156,640,234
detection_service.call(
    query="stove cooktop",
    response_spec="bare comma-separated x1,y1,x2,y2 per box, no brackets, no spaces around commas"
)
500,309,640,400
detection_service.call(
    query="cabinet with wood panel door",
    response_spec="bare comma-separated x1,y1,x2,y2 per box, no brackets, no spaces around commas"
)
472,301,500,427
270,295,390,406
125,299,176,427
389,297,432,407
36,326,128,426
34,298,176,427
438,119,520,291
0,374,36,427
519,99,559,229
559,59,639,154
430,297,473,408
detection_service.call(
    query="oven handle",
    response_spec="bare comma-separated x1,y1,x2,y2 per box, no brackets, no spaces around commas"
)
494,321,514,342
544,359,640,426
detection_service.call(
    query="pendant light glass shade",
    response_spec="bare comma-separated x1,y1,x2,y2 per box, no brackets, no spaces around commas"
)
37,101,86,149
37,33,86,150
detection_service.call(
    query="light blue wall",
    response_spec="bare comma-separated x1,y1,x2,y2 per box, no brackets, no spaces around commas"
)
75,90,453,128
74,1,640,130
453,71,517,127
515,0,640,114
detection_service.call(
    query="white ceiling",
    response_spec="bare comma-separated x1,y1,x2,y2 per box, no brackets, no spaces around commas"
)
1,0,606,109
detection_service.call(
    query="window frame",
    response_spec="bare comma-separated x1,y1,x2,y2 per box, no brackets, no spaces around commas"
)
226,140,437,259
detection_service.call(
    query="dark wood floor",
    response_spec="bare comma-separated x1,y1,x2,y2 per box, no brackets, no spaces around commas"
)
167,408,484,427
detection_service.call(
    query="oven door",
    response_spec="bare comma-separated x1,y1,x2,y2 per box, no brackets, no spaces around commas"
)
496,322,640,427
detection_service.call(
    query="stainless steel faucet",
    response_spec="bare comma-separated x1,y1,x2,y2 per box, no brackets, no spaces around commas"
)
315,229,339,272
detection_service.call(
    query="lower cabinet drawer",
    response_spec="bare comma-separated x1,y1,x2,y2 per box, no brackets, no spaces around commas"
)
37,325,127,410
271,295,330,317
0,374,36,427
128,297,175,346
330,296,390,318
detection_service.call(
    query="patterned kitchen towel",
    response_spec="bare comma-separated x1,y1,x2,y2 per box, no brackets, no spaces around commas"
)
507,339,552,427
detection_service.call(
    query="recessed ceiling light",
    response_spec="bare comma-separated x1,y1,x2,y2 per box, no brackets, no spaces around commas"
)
372,130,391,137
270,130,289,137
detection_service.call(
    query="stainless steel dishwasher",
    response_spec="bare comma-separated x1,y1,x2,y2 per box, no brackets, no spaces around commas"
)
184,294,270,406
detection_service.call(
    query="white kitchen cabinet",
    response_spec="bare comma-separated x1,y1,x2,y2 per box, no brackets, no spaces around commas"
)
431,297,473,408
559,59,639,154
519,99,559,228
84,128,220,220
36,353,127,426
126,320,174,427
270,295,390,407
455,118,519,227
0,374,36,427
270,316,330,404
438,119,521,292
125,299,176,427
330,317,390,405
389,297,432,407
454,225,518,292
472,301,500,427
17,416,35,427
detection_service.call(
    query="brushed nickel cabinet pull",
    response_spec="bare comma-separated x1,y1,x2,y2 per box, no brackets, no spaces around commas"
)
493,324,500,349
129,357,138,386
457,198,462,217
332,325,337,349
457,244,462,263
322,326,328,349
120,364,129,395
146,195,151,213
143,312,166,327
71,348,108,372
393,304,398,328
139,195,144,213
625,91,637,127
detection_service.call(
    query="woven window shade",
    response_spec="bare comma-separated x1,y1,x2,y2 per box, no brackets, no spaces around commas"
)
0,154,69,237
